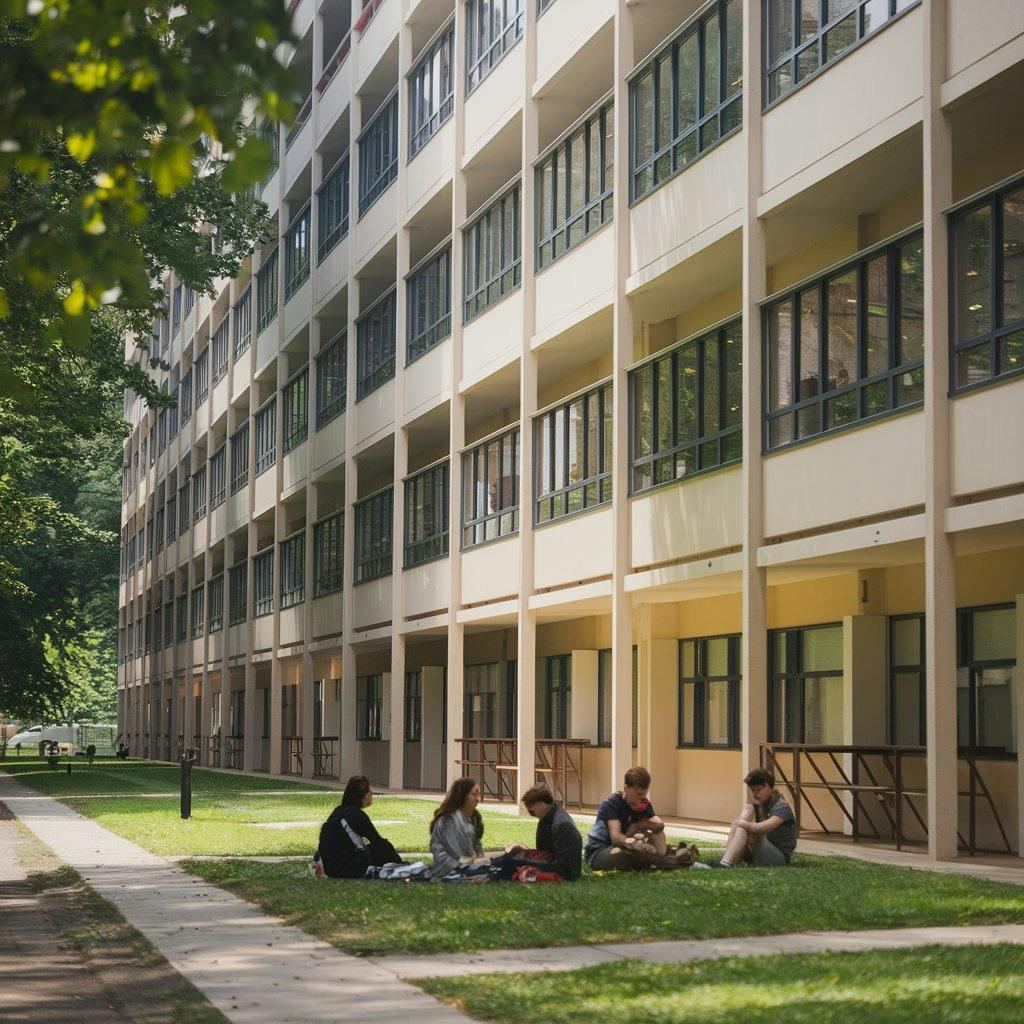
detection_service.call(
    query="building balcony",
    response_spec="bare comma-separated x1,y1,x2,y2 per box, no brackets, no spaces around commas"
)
463,34,523,163
403,557,450,619
407,115,454,216
312,589,343,640
534,224,614,344
355,0,399,94
353,576,393,631
461,535,518,606
535,0,613,91
461,288,522,388
951,375,1024,499
535,506,612,591
404,336,450,421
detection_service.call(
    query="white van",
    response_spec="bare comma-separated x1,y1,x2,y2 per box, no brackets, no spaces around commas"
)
8,724,116,755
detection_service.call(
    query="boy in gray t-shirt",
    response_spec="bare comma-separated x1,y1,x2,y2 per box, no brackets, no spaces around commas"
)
718,768,797,867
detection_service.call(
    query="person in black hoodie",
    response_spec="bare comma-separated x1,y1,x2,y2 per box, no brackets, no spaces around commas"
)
494,786,583,880
314,775,403,879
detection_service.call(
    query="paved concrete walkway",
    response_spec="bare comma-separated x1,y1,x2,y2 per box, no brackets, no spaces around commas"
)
0,773,470,1024
369,922,1024,980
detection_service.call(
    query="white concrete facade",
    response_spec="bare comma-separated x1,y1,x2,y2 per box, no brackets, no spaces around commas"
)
118,0,1024,862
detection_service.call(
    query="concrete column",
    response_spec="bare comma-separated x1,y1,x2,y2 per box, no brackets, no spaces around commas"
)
243,354,260,771
301,481,318,780
389,1,412,791
339,57,361,780
515,0,540,806
1016,594,1024,855
609,0,636,790
740,0,768,780
922,0,958,862
445,0,469,787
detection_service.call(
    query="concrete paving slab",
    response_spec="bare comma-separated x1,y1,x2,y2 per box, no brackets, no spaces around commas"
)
369,923,1024,979
0,773,471,1024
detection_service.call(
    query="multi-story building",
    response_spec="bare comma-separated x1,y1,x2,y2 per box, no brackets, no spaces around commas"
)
118,0,1024,862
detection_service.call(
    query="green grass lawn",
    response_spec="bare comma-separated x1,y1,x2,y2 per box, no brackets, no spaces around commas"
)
1,756,540,856
419,945,1024,1024
184,854,1024,956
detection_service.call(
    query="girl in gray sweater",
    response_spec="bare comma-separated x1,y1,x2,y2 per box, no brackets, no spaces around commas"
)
429,777,485,878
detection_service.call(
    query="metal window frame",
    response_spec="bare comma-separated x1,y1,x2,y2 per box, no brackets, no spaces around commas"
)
207,573,225,633
628,316,743,496
315,331,348,428
535,93,614,271
956,603,1018,755
317,153,350,262
282,363,310,453
284,203,312,300
279,529,306,608
233,285,253,358
357,90,399,217
629,0,743,205
230,422,250,494
406,240,452,364
211,315,230,383
256,247,280,335
466,0,524,95
534,379,613,525
677,634,741,749
254,395,278,476
888,612,925,746
353,485,394,584
356,673,384,740
313,510,345,597
209,444,227,509
228,561,248,625
355,288,397,400
948,177,1024,396
408,15,456,158
252,548,275,618
762,229,925,454
767,622,844,743
462,179,522,324
403,458,450,567
460,424,520,549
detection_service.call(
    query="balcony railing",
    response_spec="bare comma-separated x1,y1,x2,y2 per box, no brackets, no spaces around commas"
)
225,735,244,770
313,736,339,778
317,32,352,93
456,737,589,809
283,736,303,775
761,743,1013,856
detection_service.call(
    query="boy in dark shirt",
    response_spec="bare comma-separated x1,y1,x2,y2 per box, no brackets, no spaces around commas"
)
498,786,583,880
584,766,697,870
718,767,797,867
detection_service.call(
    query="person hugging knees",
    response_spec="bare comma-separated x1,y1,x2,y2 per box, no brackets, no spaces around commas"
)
717,768,797,868
584,766,700,872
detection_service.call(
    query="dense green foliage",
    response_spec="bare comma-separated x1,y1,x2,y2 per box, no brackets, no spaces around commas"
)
422,947,1024,1024
0,2,298,722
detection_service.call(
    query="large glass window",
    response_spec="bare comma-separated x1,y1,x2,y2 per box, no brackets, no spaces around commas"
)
462,426,519,546
195,348,209,406
597,647,639,747
208,574,224,633
537,98,613,269
230,422,249,494
172,284,182,335
178,480,190,534
163,598,174,648
630,317,742,493
889,614,924,746
357,92,398,216
535,381,612,524
356,289,396,399
233,286,252,358
630,0,742,202
165,496,176,542
176,594,188,643
180,367,192,424
192,466,207,522
190,583,205,639
768,624,844,743
407,245,451,363
282,366,309,453
404,671,422,742
543,654,572,739
313,511,344,597
464,181,521,322
258,118,279,187
317,155,350,262
464,662,517,738
957,605,1017,754
284,204,311,300
279,531,305,609
316,332,347,427
409,18,454,157
211,316,229,385
466,0,523,93
254,397,277,476
228,561,247,625
679,635,741,748
357,674,383,740
209,444,226,510
256,248,279,335
764,232,924,451
252,548,274,618
354,487,393,584
951,183,1024,390
404,460,449,567
765,0,917,106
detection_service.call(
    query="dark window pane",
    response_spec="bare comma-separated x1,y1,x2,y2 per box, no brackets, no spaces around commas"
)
956,205,992,343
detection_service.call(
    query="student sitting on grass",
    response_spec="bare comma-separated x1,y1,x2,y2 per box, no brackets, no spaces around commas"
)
584,766,699,871
313,775,403,878
493,786,583,881
429,777,486,879
717,767,797,867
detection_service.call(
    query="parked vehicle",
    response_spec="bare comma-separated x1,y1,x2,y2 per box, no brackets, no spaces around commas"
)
8,724,117,756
